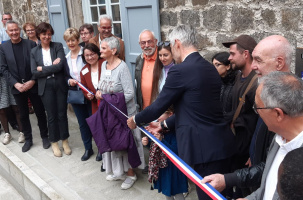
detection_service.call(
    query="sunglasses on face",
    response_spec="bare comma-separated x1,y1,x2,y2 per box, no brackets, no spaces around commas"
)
158,41,170,46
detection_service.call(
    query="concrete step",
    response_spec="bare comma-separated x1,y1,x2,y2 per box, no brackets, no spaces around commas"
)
0,111,198,200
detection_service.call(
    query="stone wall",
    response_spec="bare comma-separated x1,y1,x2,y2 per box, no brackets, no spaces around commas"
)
159,0,303,70
1,0,49,29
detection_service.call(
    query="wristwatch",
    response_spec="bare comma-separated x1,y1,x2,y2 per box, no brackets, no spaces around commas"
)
160,120,169,131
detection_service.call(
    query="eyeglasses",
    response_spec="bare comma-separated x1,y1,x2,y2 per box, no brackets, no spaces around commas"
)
100,26,112,30
139,40,155,46
80,32,91,36
252,102,274,114
158,41,170,46
84,53,96,58
3,18,12,21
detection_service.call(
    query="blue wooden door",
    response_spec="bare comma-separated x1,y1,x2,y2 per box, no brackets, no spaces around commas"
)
46,0,69,54
120,0,160,80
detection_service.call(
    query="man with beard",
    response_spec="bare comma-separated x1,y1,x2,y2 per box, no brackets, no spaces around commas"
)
134,29,158,174
222,35,259,197
135,29,158,113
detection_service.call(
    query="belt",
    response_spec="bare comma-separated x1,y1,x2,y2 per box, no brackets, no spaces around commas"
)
46,74,55,79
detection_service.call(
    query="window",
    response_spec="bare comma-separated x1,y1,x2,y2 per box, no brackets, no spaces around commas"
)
82,0,122,39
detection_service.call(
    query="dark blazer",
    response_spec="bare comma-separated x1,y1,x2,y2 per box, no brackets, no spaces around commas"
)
80,59,104,114
0,39,37,94
135,52,235,165
30,42,68,96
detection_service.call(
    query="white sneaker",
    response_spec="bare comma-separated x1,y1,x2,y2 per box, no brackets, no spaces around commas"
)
106,174,126,181
18,132,25,143
3,133,12,145
121,175,137,190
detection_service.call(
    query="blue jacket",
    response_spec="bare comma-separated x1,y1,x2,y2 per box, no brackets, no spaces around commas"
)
135,52,235,165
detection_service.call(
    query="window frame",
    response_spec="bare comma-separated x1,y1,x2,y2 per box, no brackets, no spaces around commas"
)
82,0,123,39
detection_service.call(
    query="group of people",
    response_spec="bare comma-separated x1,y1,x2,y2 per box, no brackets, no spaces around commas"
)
0,11,302,200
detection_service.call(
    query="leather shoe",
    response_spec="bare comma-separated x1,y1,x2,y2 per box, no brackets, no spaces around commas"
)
100,163,105,172
96,151,102,161
42,138,50,149
81,149,94,161
22,140,33,152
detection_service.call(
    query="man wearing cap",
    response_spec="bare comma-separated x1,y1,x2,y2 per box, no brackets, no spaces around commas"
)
222,35,259,196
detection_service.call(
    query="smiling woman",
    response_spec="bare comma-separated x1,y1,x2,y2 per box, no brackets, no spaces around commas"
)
30,22,70,158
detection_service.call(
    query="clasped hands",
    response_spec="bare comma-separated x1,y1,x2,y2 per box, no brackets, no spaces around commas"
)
14,80,35,93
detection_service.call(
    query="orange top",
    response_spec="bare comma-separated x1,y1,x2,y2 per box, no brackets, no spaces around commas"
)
141,49,157,109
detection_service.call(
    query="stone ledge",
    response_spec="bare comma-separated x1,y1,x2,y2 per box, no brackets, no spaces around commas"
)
0,144,64,200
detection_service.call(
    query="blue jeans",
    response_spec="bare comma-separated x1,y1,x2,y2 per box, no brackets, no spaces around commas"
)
71,102,92,150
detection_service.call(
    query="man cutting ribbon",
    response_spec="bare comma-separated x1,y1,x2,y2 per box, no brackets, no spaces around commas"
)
127,25,235,200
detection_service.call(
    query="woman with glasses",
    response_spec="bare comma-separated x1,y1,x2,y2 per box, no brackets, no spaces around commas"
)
23,22,39,45
212,52,238,116
142,41,188,200
79,43,104,162
31,22,70,157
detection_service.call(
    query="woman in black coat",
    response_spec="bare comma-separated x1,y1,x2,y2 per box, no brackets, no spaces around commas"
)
31,22,70,157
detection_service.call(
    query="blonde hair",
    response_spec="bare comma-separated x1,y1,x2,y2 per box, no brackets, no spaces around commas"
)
63,27,80,41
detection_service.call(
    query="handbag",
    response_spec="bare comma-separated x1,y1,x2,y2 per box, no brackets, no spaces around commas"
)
67,89,85,104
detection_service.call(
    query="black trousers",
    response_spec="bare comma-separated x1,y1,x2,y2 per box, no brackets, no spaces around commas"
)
194,158,231,200
41,78,69,143
13,91,48,141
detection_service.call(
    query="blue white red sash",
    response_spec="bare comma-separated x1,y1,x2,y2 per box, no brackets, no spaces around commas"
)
77,83,226,200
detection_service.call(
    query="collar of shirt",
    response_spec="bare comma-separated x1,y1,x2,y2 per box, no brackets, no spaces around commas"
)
182,51,198,62
276,130,303,152
143,49,157,61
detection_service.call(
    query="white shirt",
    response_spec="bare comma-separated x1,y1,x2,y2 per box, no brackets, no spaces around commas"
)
263,130,303,200
42,48,52,66
91,71,98,90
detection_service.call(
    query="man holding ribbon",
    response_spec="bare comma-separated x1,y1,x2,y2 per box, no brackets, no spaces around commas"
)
127,24,235,200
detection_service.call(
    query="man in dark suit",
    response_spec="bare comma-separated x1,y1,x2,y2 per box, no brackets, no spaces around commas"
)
0,20,49,152
127,25,235,200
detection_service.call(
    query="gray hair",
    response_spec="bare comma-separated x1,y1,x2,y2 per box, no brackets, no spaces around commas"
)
5,20,20,30
138,29,155,42
98,14,112,26
168,25,197,48
102,36,120,55
259,71,303,117
281,41,293,68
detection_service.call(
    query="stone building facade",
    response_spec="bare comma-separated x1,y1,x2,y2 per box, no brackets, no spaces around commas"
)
1,0,302,70
0,0,49,28
159,0,303,68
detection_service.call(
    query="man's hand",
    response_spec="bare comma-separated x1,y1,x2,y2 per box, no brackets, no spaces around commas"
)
201,174,226,192
53,58,61,65
23,80,35,91
14,82,25,92
146,121,162,135
245,158,252,167
127,116,137,129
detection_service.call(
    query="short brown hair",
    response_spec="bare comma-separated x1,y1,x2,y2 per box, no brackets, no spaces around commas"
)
79,23,94,34
36,22,54,40
22,22,36,32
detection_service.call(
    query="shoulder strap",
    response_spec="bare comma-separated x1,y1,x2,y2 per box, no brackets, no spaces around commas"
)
231,74,258,135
